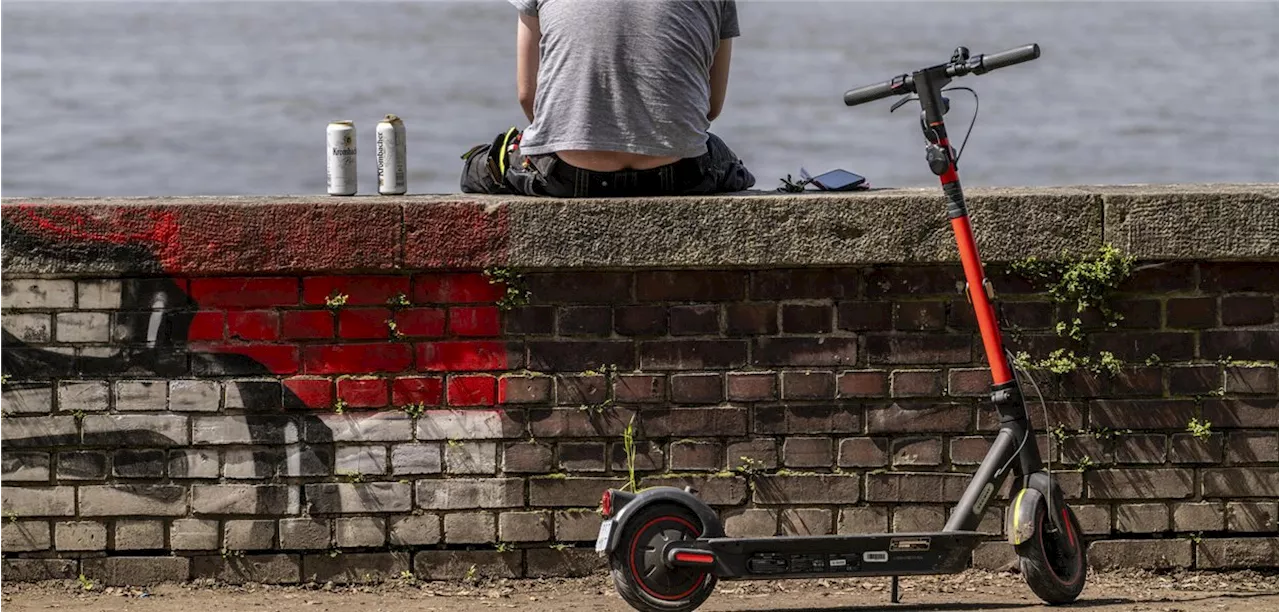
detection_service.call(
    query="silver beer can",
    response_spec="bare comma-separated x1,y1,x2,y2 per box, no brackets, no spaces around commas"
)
326,120,357,196
376,114,407,195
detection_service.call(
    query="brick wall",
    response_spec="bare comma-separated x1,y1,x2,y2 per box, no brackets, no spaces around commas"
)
3,262,1276,584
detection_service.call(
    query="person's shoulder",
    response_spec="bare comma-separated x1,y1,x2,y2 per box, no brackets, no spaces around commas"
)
508,0,538,17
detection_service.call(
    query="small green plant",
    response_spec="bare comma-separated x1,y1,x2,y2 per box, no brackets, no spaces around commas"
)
496,542,514,553
220,547,244,559
1186,531,1204,544
325,291,349,309
1144,354,1162,366
621,415,639,493
332,399,347,414
387,293,411,308
6,511,19,524
402,402,426,418
399,569,418,584
1049,424,1071,445
1011,244,1135,342
71,409,87,422
1187,417,1213,441
1013,349,1123,377
337,470,364,483
447,439,463,448
1073,456,1097,473
0,374,10,385
385,318,402,339
463,563,478,583
77,573,95,591
483,267,532,311
549,542,570,551
327,548,342,558
734,456,766,478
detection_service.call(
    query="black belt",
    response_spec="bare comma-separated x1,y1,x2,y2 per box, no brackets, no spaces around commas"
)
547,154,706,197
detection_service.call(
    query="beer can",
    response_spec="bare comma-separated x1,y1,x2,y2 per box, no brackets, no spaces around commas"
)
326,120,357,196
376,114,407,195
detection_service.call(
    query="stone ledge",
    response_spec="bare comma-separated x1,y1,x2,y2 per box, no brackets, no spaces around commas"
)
2,183,1274,275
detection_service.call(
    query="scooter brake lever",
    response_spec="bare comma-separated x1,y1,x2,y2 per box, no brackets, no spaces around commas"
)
889,95,918,113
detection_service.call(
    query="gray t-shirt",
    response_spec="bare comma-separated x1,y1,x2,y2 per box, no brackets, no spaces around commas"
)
510,0,740,159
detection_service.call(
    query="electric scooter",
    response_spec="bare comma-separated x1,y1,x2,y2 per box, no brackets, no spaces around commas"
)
595,43,1089,612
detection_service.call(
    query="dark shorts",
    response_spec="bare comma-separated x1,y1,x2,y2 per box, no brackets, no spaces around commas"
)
460,131,755,197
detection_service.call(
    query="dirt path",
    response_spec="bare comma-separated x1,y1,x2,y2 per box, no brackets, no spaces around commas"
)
3,569,1275,612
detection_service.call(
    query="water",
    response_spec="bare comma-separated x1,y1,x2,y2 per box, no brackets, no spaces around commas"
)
2,0,1277,197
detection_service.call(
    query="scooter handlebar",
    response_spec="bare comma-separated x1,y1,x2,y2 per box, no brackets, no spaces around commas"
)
843,44,1040,106
843,79,896,107
972,44,1040,75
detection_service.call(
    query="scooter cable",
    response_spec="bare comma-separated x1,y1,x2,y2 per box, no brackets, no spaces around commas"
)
1006,348,1057,523
941,86,979,164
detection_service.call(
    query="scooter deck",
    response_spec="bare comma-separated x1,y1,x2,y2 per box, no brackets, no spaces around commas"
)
698,531,986,579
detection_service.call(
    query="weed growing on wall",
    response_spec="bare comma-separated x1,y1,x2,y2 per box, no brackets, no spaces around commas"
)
483,267,532,311
1011,244,1135,342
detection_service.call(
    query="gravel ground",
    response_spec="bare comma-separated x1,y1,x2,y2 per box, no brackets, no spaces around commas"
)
3,569,1276,612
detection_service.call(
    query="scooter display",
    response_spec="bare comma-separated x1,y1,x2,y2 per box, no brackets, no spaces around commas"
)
596,43,1089,612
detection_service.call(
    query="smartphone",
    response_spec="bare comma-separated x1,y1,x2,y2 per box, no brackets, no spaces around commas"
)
808,169,867,191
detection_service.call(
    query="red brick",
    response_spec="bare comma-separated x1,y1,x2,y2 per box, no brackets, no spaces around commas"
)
303,343,412,374
782,437,833,468
392,376,444,406
1000,301,1055,329
1110,299,1162,329
394,308,446,338
1086,468,1193,499
449,307,501,337
891,437,942,466
529,341,634,372
504,306,555,335
1201,398,1278,428
1202,330,1279,362
417,341,510,371
670,373,722,404
1225,366,1278,395
894,302,947,331
839,371,890,401
1167,365,1221,396
866,402,971,433
557,306,612,336
949,436,993,465
1089,399,1196,430
976,400,1084,432
1089,332,1195,362
190,277,298,308
726,373,776,401
556,375,608,406
670,440,722,471
837,301,892,331
284,378,333,409
639,340,747,370
727,440,778,470
753,474,860,504
891,370,944,397
726,303,777,335
187,311,225,341
865,473,968,503
1117,262,1196,293
865,334,971,364
497,375,551,404
559,442,606,472
750,269,860,300
282,310,334,340
781,371,835,400
196,344,299,375
781,304,831,334
503,442,553,473
302,276,409,306
337,378,389,408
1169,433,1224,464
1202,467,1278,498
837,437,888,467
1221,295,1275,326
525,272,631,304
225,310,278,341
413,273,503,304
752,337,857,367
447,375,497,406
613,375,665,403
636,271,745,302
1165,297,1216,329
947,368,991,396
338,308,392,339
866,266,964,297
753,405,861,435
608,441,664,472
1113,434,1168,464
669,305,720,335
1201,263,1278,293
1110,366,1164,397
528,407,638,438
614,305,667,336
642,408,747,437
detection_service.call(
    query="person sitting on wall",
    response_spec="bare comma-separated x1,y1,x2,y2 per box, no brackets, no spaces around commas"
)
460,0,756,198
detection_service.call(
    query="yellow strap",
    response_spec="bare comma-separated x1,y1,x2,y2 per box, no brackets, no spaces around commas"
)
497,127,517,174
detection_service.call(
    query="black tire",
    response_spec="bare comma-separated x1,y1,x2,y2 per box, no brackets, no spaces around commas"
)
1016,498,1087,605
608,503,717,612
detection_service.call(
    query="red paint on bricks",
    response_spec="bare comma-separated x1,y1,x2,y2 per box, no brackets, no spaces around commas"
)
392,376,444,406
227,310,279,341
192,344,300,374
302,276,410,306
403,201,511,269
303,344,413,374
189,278,298,308
338,308,393,339
187,311,226,341
284,378,333,409
449,306,501,337
337,378,389,408
417,341,509,371
448,375,497,406
282,310,335,339
394,308,446,338
414,273,504,304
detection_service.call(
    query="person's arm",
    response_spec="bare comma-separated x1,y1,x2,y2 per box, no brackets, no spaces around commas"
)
516,13,541,123
707,38,733,122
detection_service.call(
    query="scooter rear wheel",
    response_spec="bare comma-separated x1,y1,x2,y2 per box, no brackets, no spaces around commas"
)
1016,498,1087,604
609,503,716,612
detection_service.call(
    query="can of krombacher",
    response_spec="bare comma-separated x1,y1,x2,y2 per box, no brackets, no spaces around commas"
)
326,120,357,196
376,114,407,195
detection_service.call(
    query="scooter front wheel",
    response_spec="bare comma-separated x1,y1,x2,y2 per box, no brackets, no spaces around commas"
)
608,503,716,612
1016,498,1087,604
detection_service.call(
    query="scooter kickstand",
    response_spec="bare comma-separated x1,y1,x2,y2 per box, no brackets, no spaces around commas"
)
890,576,900,604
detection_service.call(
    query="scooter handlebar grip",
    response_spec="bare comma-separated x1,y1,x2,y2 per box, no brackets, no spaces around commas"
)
843,80,895,107
979,44,1041,73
